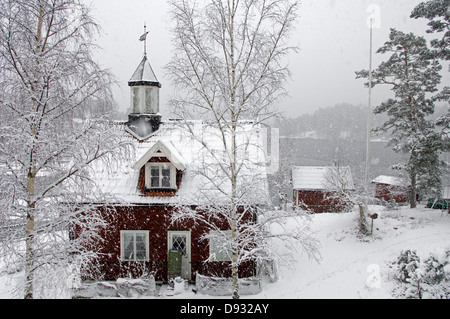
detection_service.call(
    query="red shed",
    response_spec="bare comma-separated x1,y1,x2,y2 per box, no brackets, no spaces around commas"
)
371,175,408,203
292,166,354,213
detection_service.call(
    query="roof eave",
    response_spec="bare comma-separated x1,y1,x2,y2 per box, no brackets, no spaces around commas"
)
132,140,186,172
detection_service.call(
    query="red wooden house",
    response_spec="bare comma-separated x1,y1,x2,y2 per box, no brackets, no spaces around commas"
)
371,175,408,204
292,166,354,213
79,51,269,283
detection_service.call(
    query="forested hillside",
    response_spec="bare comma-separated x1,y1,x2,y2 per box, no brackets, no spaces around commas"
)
269,103,449,206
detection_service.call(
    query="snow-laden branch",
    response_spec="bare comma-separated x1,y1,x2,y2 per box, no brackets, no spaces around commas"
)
0,0,132,299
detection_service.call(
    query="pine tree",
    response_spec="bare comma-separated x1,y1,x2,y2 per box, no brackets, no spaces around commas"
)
411,0,450,64
411,0,450,159
356,29,445,208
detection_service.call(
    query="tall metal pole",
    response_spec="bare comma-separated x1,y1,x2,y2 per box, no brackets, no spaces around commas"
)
365,19,373,191
144,23,147,58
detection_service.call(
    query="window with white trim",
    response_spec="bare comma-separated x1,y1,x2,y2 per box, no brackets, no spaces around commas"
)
145,162,176,190
120,230,150,262
209,230,233,262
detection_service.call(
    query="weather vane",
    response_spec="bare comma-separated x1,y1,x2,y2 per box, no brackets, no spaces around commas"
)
139,23,149,58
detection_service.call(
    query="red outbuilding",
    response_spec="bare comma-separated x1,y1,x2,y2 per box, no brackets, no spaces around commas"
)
371,175,408,204
292,166,354,213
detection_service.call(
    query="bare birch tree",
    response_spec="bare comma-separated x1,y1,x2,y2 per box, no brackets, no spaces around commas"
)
324,164,370,235
166,0,320,299
0,0,129,298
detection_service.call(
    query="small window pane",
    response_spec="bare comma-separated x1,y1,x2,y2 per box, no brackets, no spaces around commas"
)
145,87,152,112
161,166,171,188
171,235,187,256
132,88,140,112
151,166,160,188
123,233,135,261
135,233,147,261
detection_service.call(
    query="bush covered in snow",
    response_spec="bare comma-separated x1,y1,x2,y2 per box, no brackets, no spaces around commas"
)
391,248,450,299
195,273,261,296
72,276,156,299
394,250,421,283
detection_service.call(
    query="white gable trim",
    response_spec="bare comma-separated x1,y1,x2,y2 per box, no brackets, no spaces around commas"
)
133,140,186,171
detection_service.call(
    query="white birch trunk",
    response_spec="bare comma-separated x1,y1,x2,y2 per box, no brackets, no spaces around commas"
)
0,0,130,299
167,0,305,299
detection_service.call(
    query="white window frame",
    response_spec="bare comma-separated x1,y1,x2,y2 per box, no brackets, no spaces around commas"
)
209,230,233,262
120,230,150,262
145,162,176,190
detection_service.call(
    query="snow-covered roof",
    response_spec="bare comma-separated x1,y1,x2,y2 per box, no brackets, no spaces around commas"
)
371,175,406,187
90,120,269,206
292,166,354,191
133,140,186,171
128,56,160,86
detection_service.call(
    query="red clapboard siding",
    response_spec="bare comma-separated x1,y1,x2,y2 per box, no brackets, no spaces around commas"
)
80,205,255,282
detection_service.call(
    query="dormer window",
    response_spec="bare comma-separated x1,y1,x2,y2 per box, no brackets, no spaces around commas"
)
145,163,176,190
133,140,186,196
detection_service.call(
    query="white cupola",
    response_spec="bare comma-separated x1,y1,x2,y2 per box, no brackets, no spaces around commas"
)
128,55,161,114
127,25,162,138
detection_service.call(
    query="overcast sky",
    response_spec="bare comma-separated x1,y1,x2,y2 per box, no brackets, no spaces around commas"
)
86,0,447,119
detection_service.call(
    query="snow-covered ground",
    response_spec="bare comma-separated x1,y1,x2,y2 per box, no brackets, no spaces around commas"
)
169,205,449,299
1,205,449,299
259,205,450,299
